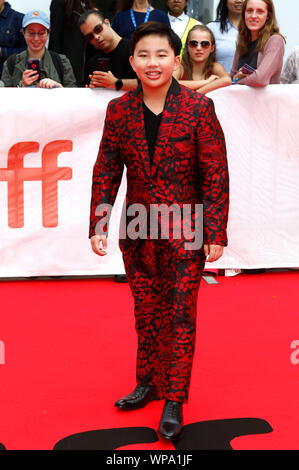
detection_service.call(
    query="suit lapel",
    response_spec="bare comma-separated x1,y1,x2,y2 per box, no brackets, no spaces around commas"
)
128,79,181,178
129,84,151,178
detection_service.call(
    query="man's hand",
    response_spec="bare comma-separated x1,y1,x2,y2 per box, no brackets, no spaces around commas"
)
203,244,223,262
90,234,108,256
88,70,116,88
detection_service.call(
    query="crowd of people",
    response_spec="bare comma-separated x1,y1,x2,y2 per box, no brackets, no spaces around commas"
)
0,0,298,89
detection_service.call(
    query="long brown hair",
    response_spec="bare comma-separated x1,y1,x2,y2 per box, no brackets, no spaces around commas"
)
237,0,285,56
182,25,216,80
64,0,96,24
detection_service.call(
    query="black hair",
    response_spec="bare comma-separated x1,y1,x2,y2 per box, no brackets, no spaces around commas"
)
64,0,96,24
215,0,230,33
77,9,105,28
129,21,182,56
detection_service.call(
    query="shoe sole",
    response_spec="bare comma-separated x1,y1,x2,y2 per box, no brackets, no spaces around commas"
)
158,428,184,441
115,396,159,410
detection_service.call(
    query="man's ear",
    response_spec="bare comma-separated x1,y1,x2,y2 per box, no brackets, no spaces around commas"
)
104,18,110,27
173,55,181,72
129,55,135,72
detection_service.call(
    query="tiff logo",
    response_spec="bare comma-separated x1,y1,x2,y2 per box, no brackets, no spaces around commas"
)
290,340,299,365
0,341,4,365
0,140,73,228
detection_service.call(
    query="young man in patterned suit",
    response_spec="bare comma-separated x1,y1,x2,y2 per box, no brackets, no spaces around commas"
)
89,22,229,440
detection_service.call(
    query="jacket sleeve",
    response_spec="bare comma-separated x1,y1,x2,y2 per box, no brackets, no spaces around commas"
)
196,97,229,246
237,35,285,87
0,34,26,59
60,54,77,87
89,100,125,238
0,12,26,58
1,60,14,86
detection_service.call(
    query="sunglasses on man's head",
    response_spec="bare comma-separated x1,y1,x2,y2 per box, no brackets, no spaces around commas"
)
84,23,103,42
188,40,211,49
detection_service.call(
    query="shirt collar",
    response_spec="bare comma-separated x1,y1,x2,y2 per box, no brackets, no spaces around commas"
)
133,76,180,99
168,12,187,22
227,19,238,31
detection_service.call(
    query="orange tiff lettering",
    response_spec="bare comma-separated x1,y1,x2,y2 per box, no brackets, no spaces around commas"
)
0,140,73,228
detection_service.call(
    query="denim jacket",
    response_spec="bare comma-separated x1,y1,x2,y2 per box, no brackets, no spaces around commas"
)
0,2,26,77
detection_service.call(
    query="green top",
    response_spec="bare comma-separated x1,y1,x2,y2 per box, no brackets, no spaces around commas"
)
1,48,77,87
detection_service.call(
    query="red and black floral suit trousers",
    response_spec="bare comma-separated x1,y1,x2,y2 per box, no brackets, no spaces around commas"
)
122,239,206,403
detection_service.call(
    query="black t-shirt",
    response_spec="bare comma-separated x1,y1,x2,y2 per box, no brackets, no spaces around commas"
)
142,102,163,164
84,38,136,85
238,40,258,70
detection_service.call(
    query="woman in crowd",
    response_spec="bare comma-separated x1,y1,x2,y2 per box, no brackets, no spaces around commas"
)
207,0,244,73
2,10,76,88
48,0,96,86
231,0,285,86
112,0,170,40
174,24,232,94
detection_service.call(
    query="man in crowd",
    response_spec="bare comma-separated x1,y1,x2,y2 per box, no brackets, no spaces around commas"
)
78,9,137,91
0,0,26,77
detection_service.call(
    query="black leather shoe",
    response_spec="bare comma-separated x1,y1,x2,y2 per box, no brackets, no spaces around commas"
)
115,384,157,410
158,400,183,440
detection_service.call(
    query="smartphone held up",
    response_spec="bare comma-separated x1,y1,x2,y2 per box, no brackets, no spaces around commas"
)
26,59,41,81
96,58,110,72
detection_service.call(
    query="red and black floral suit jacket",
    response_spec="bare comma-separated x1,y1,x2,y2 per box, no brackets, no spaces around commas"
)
89,78,229,256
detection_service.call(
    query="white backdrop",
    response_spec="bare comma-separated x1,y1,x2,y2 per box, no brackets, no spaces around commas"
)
0,88,126,277
10,0,50,15
0,85,299,277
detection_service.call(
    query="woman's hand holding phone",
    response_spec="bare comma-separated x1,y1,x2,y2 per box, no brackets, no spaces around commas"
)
233,71,246,80
23,59,41,86
233,64,256,81
22,69,40,86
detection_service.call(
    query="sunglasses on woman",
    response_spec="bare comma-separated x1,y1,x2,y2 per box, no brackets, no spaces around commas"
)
188,40,211,49
84,23,104,42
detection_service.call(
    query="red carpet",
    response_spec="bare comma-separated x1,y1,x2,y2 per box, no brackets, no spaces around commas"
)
0,271,299,450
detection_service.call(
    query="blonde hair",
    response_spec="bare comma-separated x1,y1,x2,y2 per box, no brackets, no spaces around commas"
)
182,25,216,80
